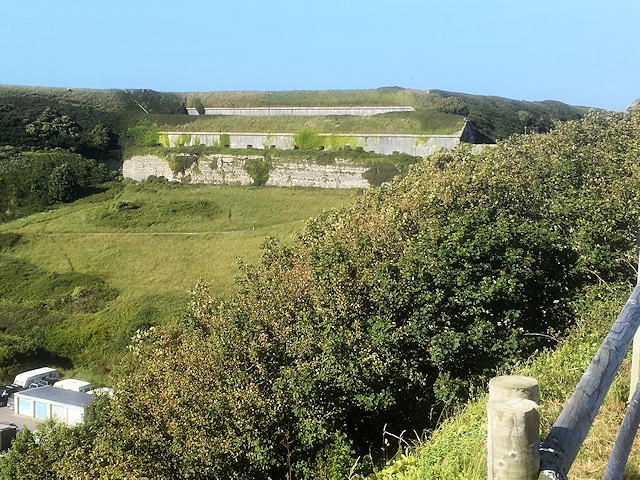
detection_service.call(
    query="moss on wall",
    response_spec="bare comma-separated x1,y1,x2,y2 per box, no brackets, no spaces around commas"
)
160,133,170,148
326,135,360,150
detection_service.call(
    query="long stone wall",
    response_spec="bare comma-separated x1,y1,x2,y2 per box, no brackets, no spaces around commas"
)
123,154,370,189
203,106,415,116
163,131,462,157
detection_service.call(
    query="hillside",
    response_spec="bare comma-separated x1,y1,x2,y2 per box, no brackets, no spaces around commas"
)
0,85,592,142
0,183,359,381
369,283,638,480
0,85,625,479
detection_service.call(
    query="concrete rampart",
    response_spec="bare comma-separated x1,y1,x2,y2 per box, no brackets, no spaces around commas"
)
123,154,370,189
163,132,461,157
204,106,415,116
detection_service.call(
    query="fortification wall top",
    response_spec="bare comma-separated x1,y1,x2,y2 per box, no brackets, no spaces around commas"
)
204,106,415,116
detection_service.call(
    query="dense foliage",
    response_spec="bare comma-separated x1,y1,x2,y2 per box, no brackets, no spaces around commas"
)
0,147,117,221
421,90,588,142
0,102,122,222
5,106,638,479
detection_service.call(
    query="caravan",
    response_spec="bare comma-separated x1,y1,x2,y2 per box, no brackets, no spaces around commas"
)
13,367,59,389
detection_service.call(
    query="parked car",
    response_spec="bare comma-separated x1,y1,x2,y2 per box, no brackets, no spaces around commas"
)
0,385,22,407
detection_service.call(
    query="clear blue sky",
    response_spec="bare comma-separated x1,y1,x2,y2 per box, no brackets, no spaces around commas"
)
2,0,639,110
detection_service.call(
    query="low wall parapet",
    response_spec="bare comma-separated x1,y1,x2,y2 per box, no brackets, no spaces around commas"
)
203,106,415,116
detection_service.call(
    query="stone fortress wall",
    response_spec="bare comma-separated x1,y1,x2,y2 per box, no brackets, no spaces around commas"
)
163,131,464,158
125,109,490,188
200,106,415,116
123,154,370,189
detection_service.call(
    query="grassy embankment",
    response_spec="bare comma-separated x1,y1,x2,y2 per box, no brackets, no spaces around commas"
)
1,85,588,143
370,283,640,480
0,182,359,384
0,85,464,136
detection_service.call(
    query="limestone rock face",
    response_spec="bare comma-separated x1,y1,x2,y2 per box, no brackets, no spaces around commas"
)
123,155,370,189
122,155,176,182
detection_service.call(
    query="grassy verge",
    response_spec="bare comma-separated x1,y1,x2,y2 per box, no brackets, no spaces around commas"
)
149,110,464,136
0,183,359,380
368,283,640,480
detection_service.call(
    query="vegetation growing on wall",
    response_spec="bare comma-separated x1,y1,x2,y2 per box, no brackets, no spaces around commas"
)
293,127,324,150
125,123,161,147
244,151,272,186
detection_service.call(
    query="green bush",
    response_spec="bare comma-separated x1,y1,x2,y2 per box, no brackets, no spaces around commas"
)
244,152,272,185
0,148,118,221
125,123,160,146
293,127,324,150
48,163,76,203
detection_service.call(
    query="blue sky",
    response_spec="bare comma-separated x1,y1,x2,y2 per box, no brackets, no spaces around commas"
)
2,0,639,110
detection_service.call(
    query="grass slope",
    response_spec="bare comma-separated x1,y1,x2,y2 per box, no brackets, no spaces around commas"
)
0,182,359,380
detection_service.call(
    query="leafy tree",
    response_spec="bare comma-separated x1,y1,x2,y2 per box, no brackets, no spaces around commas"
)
0,149,117,221
25,108,83,150
48,163,76,203
80,123,118,158
0,394,112,479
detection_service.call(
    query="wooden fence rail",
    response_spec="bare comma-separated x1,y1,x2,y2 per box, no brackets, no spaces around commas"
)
488,282,640,480
538,283,640,480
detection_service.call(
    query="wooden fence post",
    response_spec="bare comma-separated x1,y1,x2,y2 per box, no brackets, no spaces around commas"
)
489,375,539,404
488,376,540,480
630,330,640,402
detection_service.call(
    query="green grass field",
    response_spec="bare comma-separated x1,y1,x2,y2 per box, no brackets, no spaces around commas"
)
151,109,464,135
0,183,359,379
